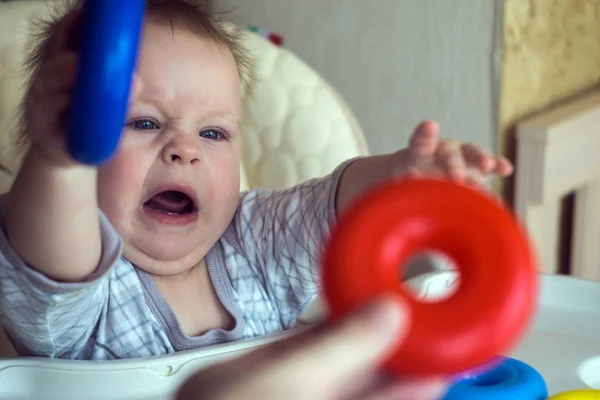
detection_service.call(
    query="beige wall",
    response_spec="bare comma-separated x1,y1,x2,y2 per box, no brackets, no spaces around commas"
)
499,0,600,200
226,0,502,156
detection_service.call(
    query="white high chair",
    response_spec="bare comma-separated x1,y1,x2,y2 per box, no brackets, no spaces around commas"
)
0,0,367,360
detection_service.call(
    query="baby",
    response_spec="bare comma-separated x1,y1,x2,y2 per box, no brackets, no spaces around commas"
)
0,0,512,360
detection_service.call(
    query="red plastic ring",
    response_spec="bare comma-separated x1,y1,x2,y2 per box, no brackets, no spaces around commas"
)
322,178,538,377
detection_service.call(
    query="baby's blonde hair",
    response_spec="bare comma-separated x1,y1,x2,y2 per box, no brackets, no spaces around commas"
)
17,0,254,148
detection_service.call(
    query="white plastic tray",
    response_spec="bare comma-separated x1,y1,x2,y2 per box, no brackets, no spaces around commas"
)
0,272,597,399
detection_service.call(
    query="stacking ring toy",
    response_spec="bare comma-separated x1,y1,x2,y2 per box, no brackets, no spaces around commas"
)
322,178,538,376
443,357,548,400
549,390,600,400
68,0,146,165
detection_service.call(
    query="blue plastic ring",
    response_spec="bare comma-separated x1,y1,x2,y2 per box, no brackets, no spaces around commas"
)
443,357,548,400
67,0,146,165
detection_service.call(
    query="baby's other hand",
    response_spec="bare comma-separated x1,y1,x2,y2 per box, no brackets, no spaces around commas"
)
390,120,513,187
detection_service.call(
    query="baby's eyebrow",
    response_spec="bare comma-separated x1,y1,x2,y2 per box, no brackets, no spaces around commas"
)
209,111,240,126
132,89,240,125
136,91,168,106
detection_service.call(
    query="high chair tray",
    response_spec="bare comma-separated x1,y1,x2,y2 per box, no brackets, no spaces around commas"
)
0,272,597,399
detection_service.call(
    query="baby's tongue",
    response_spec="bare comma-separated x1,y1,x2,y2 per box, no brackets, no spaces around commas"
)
145,191,191,214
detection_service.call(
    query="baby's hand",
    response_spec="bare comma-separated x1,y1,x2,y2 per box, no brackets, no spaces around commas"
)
23,11,141,167
24,11,81,167
390,120,513,187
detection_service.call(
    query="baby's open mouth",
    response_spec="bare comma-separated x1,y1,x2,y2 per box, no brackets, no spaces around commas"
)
143,191,196,215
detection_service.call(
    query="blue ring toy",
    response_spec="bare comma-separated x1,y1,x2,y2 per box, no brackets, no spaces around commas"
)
443,357,548,400
67,0,146,165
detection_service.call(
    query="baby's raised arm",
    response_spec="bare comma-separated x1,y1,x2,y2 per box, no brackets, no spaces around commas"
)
3,11,101,282
4,153,100,282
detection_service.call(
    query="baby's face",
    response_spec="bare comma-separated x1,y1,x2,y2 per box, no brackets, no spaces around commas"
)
96,21,242,276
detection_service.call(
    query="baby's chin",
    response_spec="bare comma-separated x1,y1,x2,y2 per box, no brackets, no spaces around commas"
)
122,239,208,276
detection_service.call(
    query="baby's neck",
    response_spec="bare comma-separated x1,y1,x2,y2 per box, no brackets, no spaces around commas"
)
152,259,234,337
153,260,201,286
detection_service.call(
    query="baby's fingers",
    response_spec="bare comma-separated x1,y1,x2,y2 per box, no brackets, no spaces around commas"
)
407,120,439,159
494,156,514,176
462,144,514,177
37,93,71,132
435,140,467,180
32,53,79,98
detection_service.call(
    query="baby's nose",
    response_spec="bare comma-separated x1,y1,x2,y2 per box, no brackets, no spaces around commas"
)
162,135,202,165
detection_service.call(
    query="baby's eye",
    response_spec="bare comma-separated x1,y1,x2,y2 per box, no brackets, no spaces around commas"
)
132,120,159,130
199,129,225,141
